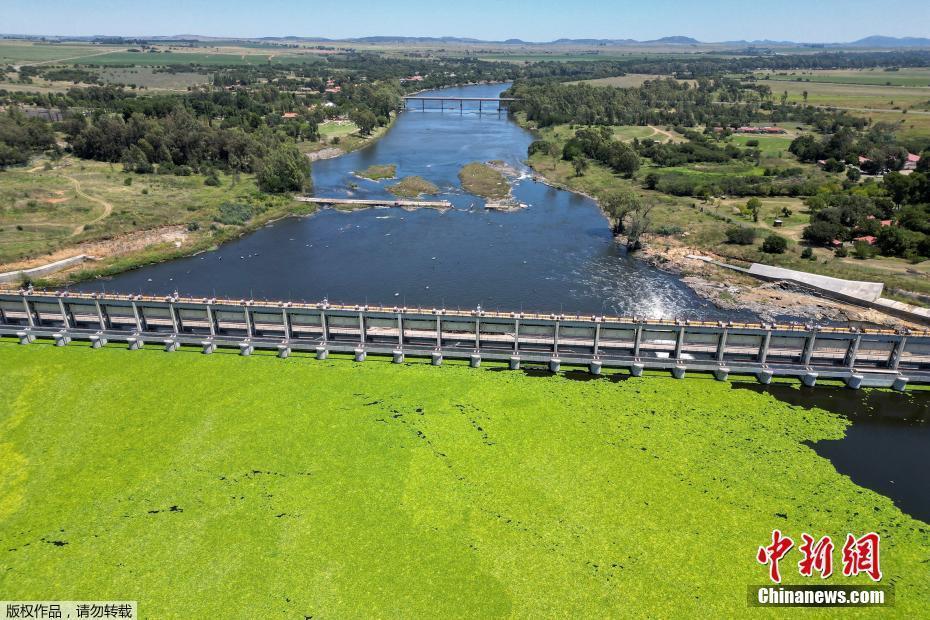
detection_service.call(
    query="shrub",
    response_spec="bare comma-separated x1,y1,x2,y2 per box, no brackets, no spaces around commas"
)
215,202,252,226
762,234,788,254
852,241,876,259
801,247,814,259
834,245,848,258
123,177,133,186
653,224,684,236
725,226,757,245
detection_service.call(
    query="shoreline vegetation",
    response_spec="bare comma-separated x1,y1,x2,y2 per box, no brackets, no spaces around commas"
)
458,161,512,203
387,176,441,198
354,164,397,181
513,113,930,326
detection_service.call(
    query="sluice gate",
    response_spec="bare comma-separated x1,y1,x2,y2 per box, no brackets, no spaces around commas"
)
2,290,928,390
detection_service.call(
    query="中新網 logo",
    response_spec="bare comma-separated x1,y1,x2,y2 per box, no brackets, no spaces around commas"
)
757,530,882,583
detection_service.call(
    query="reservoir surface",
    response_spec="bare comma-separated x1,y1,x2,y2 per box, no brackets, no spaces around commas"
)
74,83,747,319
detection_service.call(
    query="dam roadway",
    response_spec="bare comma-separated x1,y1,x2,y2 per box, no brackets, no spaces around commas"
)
2,289,928,390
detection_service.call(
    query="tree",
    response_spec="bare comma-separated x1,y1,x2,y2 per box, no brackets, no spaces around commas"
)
725,226,757,245
761,234,788,254
122,145,152,174
746,197,762,222
349,108,377,136
803,220,845,245
603,190,641,235
625,202,654,251
572,156,588,177
876,226,917,257
256,143,311,194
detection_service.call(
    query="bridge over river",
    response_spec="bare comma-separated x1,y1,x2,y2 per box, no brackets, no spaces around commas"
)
402,96,519,112
2,290,927,391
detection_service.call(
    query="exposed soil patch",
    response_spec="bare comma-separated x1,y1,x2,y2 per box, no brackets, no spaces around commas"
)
0,225,189,274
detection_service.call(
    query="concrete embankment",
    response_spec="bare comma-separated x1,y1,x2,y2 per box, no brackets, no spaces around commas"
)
689,256,930,326
0,255,90,284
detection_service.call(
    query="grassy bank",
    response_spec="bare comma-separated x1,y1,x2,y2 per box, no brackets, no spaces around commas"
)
0,341,927,617
458,162,510,200
0,156,315,286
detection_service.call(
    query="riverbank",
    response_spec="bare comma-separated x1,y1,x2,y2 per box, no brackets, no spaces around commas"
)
301,114,396,162
0,157,319,287
3,341,928,616
516,116,928,326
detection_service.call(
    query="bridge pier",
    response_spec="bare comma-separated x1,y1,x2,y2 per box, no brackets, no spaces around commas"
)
589,359,602,376
431,351,443,366
470,353,481,368
353,347,365,362
893,376,909,392
201,340,216,355
757,369,774,385
239,342,253,356
316,346,328,361
16,330,34,345
90,334,107,349
393,349,405,364
509,355,520,370
713,367,730,382
845,373,864,390
53,331,70,346
630,362,644,377
127,336,143,350
163,338,178,353
549,358,561,373
801,372,818,388
671,365,686,380
279,344,291,359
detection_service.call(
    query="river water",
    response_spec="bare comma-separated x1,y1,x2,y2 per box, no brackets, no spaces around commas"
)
73,83,744,319
68,83,928,523
735,384,930,524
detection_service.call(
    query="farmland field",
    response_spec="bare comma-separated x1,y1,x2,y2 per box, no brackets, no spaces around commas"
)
71,50,323,66
571,74,698,88
760,68,930,88
0,342,928,617
0,41,125,65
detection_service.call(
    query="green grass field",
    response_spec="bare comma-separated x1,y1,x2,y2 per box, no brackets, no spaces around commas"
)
760,68,930,88
0,342,928,617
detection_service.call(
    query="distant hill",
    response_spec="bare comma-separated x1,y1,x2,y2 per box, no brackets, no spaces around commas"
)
847,35,930,48
7,33,930,50
645,36,700,45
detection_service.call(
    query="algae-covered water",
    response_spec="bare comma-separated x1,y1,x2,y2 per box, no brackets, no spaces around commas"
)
1,342,927,617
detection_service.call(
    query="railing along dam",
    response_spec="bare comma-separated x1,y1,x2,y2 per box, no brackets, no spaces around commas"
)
2,290,928,391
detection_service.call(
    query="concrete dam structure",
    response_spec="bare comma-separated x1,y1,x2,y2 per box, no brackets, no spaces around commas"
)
2,289,928,391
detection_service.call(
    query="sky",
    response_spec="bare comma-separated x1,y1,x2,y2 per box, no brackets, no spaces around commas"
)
3,0,930,43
